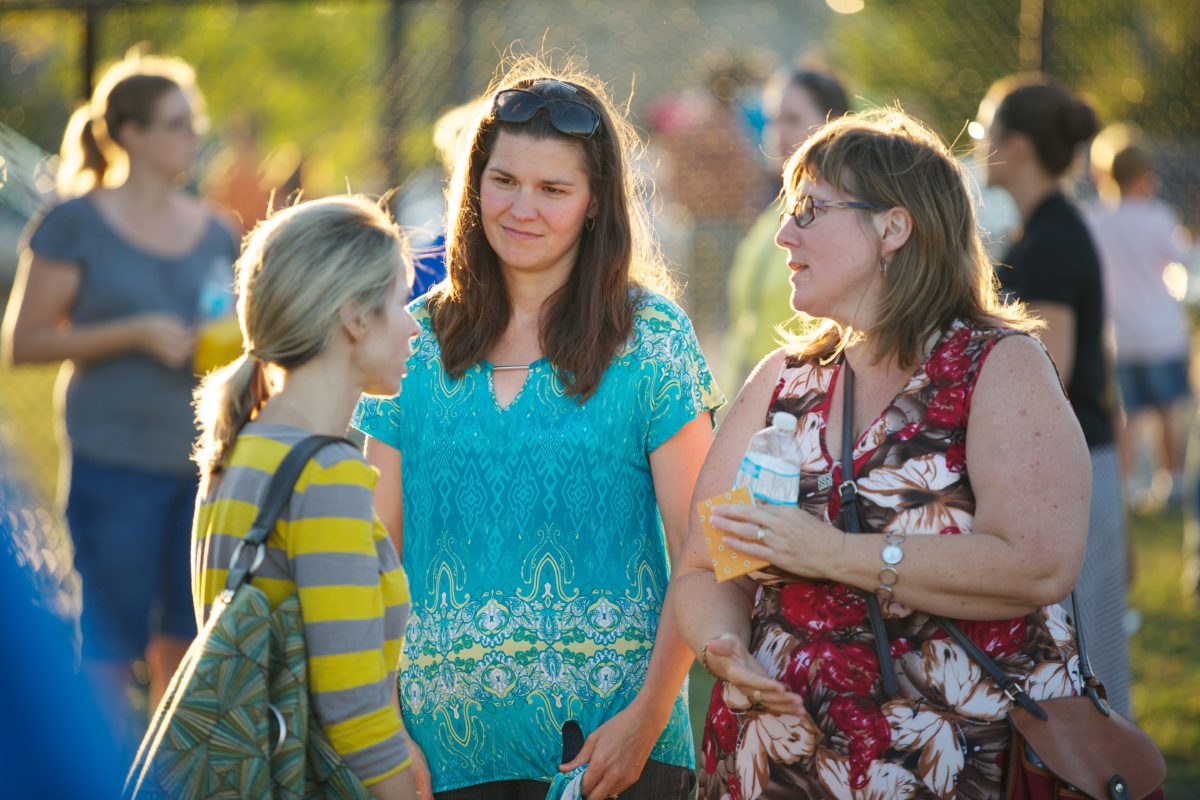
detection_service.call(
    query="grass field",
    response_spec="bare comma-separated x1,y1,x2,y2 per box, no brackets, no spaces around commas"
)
3,361,1197,789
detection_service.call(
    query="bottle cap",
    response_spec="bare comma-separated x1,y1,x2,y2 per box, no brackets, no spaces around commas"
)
771,411,798,431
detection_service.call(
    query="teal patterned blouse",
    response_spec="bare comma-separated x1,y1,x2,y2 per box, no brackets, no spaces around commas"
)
353,289,723,793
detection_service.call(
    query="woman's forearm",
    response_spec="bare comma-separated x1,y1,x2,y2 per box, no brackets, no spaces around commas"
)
827,528,1076,620
668,568,755,660
629,597,694,727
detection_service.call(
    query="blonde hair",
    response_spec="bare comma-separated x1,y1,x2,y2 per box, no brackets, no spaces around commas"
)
193,195,411,482
57,50,203,198
782,108,1040,367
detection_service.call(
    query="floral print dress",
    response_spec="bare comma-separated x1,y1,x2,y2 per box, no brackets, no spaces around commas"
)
700,322,1082,800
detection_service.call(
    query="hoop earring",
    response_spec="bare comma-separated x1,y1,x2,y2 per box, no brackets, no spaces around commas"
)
585,216,596,233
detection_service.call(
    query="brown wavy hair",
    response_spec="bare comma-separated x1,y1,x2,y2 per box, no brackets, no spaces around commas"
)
783,108,1041,368
428,55,675,400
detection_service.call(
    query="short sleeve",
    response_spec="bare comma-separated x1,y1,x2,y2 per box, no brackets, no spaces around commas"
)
636,294,725,452
25,199,87,264
1007,232,1083,307
353,394,405,451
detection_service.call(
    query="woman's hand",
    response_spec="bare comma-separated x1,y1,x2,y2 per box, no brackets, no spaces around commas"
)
559,698,663,800
711,502,842,581
403,732,432,799
702,633,803,716
133,312,195,369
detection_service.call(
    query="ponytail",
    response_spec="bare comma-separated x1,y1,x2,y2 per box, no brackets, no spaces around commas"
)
193,353,272,487
56,105,112,198
56,54,193,198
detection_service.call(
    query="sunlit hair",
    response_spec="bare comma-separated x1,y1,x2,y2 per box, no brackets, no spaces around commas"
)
782,108,1041,368
57,50,205,198
193,196,411,485
982,74,1099,179
430,54,675,401
1091,123,1153,199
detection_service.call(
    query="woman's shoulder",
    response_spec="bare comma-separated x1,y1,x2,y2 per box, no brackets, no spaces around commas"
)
233,424,372,487
630,287,692,328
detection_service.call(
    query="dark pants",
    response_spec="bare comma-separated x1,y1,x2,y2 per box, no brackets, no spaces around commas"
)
434,760,696,800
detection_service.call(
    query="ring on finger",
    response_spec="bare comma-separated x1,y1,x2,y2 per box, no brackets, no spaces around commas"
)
756,526,766,542
752,688,763,704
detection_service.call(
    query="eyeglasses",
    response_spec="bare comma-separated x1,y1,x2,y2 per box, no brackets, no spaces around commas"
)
491,80,601,139
781,194,888,229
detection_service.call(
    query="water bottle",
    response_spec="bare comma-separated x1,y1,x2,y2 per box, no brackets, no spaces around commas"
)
734,411,802,505
197,257,236,321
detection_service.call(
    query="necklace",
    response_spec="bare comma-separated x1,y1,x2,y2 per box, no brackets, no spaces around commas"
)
492,363,533,372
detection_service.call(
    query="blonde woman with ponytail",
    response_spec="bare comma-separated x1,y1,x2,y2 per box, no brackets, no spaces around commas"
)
1,52,238,733
191,196,420,799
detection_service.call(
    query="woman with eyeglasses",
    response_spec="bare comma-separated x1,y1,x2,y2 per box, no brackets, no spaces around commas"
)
723,68,850,390
2,52,238,741
668,110,1089,798
354,58,722,800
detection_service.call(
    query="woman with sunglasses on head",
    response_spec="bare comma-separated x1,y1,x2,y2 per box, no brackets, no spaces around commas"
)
2,52,237,742
976,76,1132,719
354,58,722,800
669,110,1089,798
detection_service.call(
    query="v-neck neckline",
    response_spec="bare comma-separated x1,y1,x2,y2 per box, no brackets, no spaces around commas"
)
817,327,950,469
483,357,549,412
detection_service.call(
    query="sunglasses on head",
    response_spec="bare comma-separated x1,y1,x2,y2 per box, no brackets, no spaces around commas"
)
491,80,601,139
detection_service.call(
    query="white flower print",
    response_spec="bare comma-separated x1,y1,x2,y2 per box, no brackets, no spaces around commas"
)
814,747,927,800
736,709,821,799
858,454,975,534
1041,603,1076,648
915,639,1010,722
885,701,965,799
1024,657,1081,701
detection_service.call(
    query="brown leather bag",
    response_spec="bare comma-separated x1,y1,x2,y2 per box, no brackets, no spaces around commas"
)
1004,684,1166,799
837,363,1167,800
932,587,1166,798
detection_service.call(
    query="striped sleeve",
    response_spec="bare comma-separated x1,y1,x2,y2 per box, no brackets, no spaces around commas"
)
284,453,410,786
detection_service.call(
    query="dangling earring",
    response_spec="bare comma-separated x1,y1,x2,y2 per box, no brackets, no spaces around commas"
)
879,253,890,277
585,216,596,233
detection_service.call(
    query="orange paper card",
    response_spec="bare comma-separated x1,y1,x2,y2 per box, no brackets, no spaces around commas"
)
698,487,770,582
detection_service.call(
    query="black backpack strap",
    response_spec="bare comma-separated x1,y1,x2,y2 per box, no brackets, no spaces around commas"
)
221,435,355,598
837,363,900,697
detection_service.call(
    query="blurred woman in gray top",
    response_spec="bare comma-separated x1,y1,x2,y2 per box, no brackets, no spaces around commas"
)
1,51,238,743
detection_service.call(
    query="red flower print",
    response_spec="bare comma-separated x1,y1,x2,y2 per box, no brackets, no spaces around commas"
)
926,384,968,428
890,637,914,659
895,421,921,441
946,440,967,472
780,581,867,633
782,641,817,690
926,328,972,383
958,617,1027,658
816,640,880,695
940,525,962,535
705,681,739,752
827,695,892,789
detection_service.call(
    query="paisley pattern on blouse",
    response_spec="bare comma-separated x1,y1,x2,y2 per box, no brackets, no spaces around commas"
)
700,322,1081,800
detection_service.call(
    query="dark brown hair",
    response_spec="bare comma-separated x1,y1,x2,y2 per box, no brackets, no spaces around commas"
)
790,70,850,120
429,56,673,400
989,75,1099,178
783,109,1040,367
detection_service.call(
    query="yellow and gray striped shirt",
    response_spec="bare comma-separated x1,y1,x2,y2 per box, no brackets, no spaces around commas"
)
192,422,411,786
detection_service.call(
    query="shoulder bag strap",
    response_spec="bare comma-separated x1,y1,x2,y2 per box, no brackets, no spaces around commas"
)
933,589,1107,721
837,363,900,697
221,434,355,598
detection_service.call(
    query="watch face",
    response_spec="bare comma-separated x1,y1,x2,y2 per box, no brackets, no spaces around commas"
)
882,544,904,565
